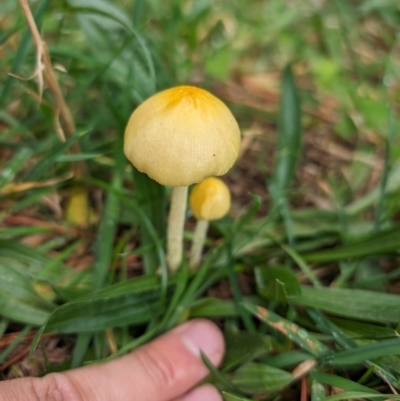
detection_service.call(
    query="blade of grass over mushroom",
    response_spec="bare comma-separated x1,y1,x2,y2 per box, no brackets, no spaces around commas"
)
132,167,166,275
293,286,400,323
243,303,330,357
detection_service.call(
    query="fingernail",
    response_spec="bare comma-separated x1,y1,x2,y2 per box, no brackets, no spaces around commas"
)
179,320,224,364
182,385,222,401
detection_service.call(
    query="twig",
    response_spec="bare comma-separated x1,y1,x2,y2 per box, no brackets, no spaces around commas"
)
3,215,84,236
0,346,31,372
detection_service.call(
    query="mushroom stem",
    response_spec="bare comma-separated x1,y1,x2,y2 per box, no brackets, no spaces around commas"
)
189,219,209,270
167,186,188,271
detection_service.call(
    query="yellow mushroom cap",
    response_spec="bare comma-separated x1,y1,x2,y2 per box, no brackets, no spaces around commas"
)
190,177,231,220
124,86,241,187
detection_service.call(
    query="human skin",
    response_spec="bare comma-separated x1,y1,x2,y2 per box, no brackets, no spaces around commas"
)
0,319,225,401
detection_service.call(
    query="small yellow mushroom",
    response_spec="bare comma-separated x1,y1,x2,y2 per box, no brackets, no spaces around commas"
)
189,177,231,269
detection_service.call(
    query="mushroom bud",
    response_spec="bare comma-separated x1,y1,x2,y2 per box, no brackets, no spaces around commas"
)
124,85,240,271
189,177,231,269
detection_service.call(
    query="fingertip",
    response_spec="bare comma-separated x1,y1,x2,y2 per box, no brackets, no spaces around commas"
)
179,384,222,401
176,319,225,367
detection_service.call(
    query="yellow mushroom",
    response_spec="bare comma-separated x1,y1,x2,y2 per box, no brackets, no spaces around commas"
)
189,177,231,269
124,86,240,272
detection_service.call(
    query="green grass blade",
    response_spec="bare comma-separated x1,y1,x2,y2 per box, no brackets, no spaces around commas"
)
294,286,400,323
0,318,8,337
222,331,273,372
255,265,301,303
226,241,256,332
39,274,178,334
267,350,313,369
281,244,322,287
132,0,145,26
71,332,92,368
201,351,240,393
312,371,379,394
0,262,55,325
0,325,32,364
311,380,326,401
374,106,393,229
232,363,293,394
93,147,124,290
222,392,254,401
303,224,400,262
270,64,302,244
24,135,80,181
0,147,33,188
132,168,166,275
321,337,400,366
189,297,238,318
321,392,400,401
243,302,330,357
272,64,302,194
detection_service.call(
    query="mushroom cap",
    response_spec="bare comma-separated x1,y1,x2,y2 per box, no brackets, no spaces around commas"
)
124,86,241,187
190,177,231,220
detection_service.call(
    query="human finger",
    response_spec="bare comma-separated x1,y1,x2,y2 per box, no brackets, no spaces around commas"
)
0,319,224,401
173,384,222,401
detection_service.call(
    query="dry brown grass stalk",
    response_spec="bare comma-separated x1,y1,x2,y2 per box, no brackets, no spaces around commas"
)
17,0,85,179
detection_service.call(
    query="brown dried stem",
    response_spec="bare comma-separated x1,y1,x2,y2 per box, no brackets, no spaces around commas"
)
18,0,85,178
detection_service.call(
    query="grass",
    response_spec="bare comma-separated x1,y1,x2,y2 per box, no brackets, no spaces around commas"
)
1,0,400,399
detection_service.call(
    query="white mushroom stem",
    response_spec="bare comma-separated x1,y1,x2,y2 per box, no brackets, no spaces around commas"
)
189,219,209,270
167,186,188,272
